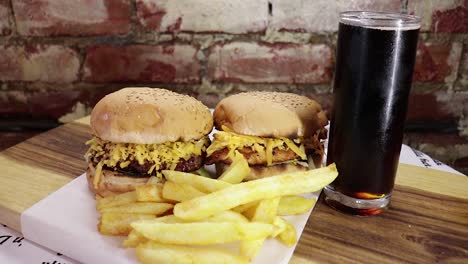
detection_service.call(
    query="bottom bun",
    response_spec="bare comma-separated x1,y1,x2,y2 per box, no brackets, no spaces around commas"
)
216,162,311,181
87,163,162,197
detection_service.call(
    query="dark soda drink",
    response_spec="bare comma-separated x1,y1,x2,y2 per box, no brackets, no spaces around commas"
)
324,12,420,216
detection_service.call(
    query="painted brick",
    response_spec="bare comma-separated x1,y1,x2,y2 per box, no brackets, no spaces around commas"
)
459,49,468,89
413,42,462,83
407,0,467,32
431,0,468,33
82,86,123,108
136,0,268,33
0,45,80,83
0,0,11,35
13,0,131,36
406,91,468,123
407,0,436,31
270,0,401,32
207,43,333,84
0,90,82,118
83,45,200,83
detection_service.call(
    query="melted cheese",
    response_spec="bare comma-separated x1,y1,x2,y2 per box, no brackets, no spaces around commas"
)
265,139,273,165
206,131,307,165
93,161,103,189
85,137,209,186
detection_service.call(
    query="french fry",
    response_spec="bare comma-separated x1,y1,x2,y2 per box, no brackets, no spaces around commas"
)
278,196,316,215
206,210,249,223
146,176,161,185
240,198,280,260
251,198,280,223
130,221,275,245
98,213,155,236
242,197,279,222
135,184,166,202
174,164,338,220
163,170,231,193
154,211,249,224
272,216,287,237
232,201,258,213
136,242,248,264
162,181,206,202
195,167,212,178
154,215,186,224
152,214,185,223
240,240,264,261
99,202,173,215
242,205,257,221
148,211,248,224
218,154,250,184
275,217,297,247
123,230,148,248
97,191,137,210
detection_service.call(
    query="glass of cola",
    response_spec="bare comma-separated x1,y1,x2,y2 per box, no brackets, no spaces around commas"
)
324,11,421,216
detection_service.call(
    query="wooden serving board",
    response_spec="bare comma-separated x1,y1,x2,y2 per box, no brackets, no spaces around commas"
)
0,116,467,263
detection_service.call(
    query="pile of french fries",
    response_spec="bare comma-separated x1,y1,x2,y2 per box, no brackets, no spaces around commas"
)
96,156,338,264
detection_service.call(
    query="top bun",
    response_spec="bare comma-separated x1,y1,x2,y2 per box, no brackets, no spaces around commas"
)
213,91,327,138
91,87,213,144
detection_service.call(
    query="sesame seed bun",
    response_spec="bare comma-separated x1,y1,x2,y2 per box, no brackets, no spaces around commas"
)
91,87,213,144
86,87,212,197
213,91,327,138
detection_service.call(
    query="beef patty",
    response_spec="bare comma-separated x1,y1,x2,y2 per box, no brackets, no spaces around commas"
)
94,155,204,177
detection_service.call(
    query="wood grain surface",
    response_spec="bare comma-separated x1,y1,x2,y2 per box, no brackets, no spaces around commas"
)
0,122,91,230
0,117,467,263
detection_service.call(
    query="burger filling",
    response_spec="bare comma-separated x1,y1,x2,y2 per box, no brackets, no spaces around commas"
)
205,129,325,166
85,137,210,185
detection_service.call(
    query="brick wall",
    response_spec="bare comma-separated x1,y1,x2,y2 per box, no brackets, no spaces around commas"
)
0,0,467,173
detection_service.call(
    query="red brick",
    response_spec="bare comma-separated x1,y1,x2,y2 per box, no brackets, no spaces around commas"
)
0,90,82,118
406,91,468,123
207,43,333,84
431,0,468,33
0,45,80,83
270,0,400,32
13,0,131,36
0,91,28,115
81,86,122,108
83,45,200,83
136,0,268,33
459,49,468,88
413,42,462,83
407,0,435,31
408,0,467,32
0,0,11,35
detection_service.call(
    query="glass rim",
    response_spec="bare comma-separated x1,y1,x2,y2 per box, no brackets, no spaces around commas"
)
340,11,421,30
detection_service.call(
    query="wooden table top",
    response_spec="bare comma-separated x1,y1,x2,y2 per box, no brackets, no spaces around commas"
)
0,117,467,263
